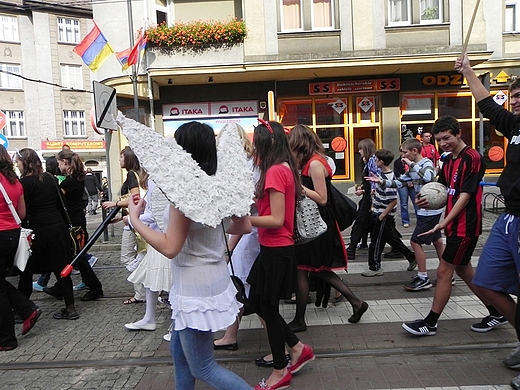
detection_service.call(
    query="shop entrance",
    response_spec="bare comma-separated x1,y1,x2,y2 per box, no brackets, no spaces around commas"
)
351,127,378,183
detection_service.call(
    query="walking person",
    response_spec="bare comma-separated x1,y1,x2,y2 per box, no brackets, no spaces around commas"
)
0,145,41,350
455,54,520,388
401,115,501,336
14,148,79,319
287,124,368,332
126,120,253,390
362,149,416,277
393,152,418,228
52,149,103,304
247,120,315,390
84,168,102,215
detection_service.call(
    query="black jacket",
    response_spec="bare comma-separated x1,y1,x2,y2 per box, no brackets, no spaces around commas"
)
84,173,102,196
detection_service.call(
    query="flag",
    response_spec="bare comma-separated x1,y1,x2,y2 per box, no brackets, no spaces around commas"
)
127,30,147,67
115,48,131,71
73,23,114,72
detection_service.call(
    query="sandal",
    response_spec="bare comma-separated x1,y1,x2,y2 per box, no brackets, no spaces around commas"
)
123,297,144,305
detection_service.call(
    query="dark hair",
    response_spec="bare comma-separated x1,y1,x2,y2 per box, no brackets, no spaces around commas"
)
253,121,301,199
17,148,43,178
45,156,61,176
432,115,461,136
357,138,376,158
288,124,325,170
175,121,217,176
420,128,433,136
56,149,85,180
510,78,520,93
0,145,18,184
120,146,140,172
401,138,422,153
375,149,394,166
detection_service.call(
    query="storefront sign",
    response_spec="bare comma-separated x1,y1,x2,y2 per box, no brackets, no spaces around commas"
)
422,74,464,86
309,79,400,95
41,140,106,150
163,100,257,118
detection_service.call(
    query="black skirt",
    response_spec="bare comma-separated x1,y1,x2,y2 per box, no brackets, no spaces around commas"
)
247,245,297,306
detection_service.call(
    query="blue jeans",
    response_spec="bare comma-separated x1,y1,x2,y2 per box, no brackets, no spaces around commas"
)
397,185,418,225
170,323,252,390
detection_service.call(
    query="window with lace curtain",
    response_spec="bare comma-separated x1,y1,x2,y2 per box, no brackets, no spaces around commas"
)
281,0,334,31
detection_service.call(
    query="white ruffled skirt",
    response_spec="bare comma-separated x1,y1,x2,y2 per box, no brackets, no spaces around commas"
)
127,245,172,293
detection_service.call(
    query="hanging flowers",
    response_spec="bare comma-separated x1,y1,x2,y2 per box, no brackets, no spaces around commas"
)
145,18,247,49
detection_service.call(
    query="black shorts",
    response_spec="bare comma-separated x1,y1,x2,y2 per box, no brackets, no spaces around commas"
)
442,236,479,266
411,214,442,245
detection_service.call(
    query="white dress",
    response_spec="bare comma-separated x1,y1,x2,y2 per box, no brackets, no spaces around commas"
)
169,220,241,332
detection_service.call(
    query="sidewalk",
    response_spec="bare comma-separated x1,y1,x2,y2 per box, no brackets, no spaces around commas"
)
1,194,517,389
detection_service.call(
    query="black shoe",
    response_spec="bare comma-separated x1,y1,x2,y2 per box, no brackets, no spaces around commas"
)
43,287,63,300
255,354,291,368
346,249,355,259
288,320,307,333
81,290,104,301
383,249,403,259
53,308,79,320
348,301,369,323
213,342,238,351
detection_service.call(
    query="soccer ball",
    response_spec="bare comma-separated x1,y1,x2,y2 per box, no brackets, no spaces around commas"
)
418,182,448,210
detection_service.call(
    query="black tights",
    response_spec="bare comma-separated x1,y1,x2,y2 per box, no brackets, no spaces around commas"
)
248,282,299,370
292,270,363,325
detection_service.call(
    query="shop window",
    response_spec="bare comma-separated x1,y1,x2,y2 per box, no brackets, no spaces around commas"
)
279,100,312,126
352,96,379,123
317,127,346,176
0,63,21,89
438,93,471,119
505,1,520,33
63,110,86,137
401,93,434,121
2,111,25,138
315,99,346,125
57,18,80,44
387,0,443,26
0,15,18,42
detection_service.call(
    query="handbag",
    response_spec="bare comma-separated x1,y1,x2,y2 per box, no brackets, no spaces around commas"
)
329,185,357,231
294,195,327,245
49,173,86,257
0,180,33,271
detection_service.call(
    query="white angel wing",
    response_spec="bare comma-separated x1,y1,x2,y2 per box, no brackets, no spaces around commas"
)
117,113,254,227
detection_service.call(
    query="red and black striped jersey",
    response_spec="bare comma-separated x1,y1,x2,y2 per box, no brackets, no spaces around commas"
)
438,146,484,237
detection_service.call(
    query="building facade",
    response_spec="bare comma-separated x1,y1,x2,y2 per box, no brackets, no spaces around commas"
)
0,1,109,179
3,1,519,189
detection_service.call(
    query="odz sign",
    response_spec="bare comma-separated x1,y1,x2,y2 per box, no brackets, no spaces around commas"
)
422,74,464,86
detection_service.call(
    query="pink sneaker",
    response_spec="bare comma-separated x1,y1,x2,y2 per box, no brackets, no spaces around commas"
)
289,344,315,374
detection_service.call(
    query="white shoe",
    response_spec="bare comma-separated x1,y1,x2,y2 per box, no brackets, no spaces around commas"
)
124,322,156,331
361,269,384,277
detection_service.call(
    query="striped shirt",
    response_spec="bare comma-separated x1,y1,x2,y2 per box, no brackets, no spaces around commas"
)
373,171,397,216
438,146,484,238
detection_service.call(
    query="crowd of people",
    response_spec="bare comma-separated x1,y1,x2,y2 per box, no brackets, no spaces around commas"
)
1,54,520,390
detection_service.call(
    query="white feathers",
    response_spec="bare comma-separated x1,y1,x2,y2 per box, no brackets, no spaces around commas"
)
117,113,254,227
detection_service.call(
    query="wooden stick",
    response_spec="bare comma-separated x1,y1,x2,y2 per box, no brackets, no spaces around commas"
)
462,0,481,55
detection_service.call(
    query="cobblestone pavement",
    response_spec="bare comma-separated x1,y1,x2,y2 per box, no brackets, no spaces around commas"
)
2,186,518,389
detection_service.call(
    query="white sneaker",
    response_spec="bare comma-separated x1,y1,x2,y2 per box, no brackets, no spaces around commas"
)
361,269,384,277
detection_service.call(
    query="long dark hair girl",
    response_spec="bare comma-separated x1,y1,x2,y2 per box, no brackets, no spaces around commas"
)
253,120,301,199
56,150,85,180
0,145,18,184
16,148,44,178
120,146,148,190
288,124,326,170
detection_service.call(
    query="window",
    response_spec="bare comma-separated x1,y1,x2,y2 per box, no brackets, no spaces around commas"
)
312,0,334,29
63,110,86,137
2,111,25,138
0,15,18,42
156,0,169,25
388,0,411,26
61,65,83,90
58,18,80,44
505,1,520,32
0,63,22,89
388,0,443,26
281,0,303,31
420,0,442,24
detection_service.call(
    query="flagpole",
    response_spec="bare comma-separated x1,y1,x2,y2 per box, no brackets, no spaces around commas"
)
127,0,139,122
